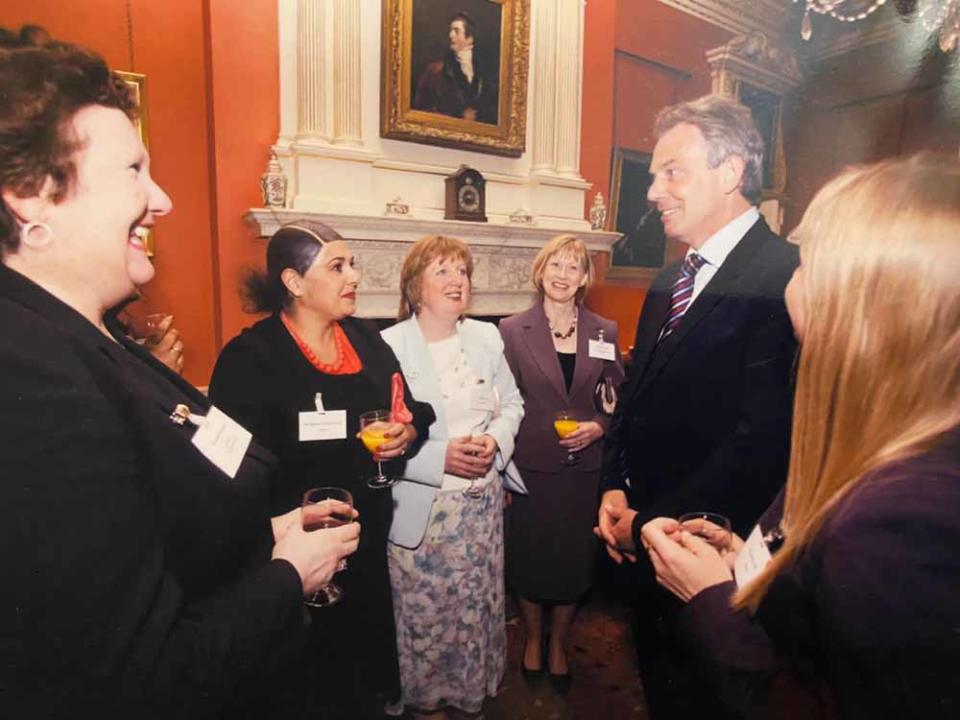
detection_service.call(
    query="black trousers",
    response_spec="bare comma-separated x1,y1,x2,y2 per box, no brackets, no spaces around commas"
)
627,563,737,720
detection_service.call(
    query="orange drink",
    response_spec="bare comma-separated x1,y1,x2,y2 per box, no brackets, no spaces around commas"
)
553,419,579,438
361,428,387,454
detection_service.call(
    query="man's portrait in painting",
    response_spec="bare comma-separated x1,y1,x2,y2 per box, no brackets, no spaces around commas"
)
381,0,529,157
411,8,500,124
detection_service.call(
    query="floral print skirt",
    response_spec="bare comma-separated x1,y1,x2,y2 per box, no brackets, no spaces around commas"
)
388,478,506,714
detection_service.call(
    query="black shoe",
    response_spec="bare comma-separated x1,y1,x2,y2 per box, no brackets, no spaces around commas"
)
521,663,546,685
549,670,572,695
521,638,546,687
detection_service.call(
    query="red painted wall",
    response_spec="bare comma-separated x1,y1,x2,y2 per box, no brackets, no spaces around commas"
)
0,0,278,385
0,0,218,385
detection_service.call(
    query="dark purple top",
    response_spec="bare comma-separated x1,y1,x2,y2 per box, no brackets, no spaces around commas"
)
678,428,960,719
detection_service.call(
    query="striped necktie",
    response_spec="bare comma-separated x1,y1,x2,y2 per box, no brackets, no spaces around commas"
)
660,252,707,339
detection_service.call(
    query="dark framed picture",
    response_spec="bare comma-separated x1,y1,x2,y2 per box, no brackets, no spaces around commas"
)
606,148,675,282
739,82,781,191
380,0,530,157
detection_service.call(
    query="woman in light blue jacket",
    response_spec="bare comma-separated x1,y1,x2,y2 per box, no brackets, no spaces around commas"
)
381,235,524,720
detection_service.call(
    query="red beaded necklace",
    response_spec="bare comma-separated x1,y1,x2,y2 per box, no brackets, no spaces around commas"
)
281,312,362,375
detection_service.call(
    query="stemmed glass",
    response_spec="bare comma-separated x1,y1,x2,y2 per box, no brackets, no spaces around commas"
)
553,410,581,465
301,487,354,607
462,419,488,499
677,512,733,554
360,409,398,489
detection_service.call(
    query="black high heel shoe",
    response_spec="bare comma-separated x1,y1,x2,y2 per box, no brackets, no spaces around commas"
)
548,642,572,695
521,636,546,686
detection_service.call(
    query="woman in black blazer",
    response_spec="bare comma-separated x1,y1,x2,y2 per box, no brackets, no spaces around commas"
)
0,27,358,719
634,155,960,718
209,221,435,720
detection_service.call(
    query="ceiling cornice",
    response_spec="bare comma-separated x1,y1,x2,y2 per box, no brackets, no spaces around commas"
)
658,0,788,38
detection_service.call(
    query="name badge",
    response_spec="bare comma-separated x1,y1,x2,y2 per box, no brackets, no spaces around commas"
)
734,524,773,588
191,405,252,479
298,409,347,442
470,381,495,412
589,339,616,361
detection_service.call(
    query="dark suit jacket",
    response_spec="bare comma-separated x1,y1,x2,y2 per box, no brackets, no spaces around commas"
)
678,429,960,719
413,50,497,123
500,304,624,473
0,264,306,719
601,216,798,538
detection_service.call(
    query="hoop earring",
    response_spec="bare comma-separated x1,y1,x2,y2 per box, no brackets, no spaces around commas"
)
21,221,53,249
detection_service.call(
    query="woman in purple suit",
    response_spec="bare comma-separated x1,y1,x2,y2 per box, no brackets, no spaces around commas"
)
500,234,624,692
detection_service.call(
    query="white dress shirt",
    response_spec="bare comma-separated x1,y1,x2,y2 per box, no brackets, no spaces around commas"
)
688,207,760,305
456,47,475,83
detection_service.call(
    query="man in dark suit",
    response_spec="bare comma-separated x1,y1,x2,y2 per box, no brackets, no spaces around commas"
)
595,95,798,718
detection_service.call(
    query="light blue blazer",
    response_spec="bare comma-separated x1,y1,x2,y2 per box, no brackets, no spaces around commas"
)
382,317,526,549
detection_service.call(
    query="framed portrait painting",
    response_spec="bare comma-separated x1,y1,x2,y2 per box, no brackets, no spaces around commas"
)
606,148,680,283
380,0,530,157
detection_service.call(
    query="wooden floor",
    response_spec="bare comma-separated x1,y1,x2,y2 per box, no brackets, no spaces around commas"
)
395,588,648,720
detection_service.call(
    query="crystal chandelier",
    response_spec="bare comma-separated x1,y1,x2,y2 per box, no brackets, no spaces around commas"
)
794,0,959,51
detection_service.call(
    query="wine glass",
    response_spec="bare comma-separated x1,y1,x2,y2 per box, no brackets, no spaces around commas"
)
360,409,399,489
462,420,488,500
301,486,354,607
677,512,732,553
553,410,581,465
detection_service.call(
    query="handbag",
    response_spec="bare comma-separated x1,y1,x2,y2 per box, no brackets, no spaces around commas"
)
594,376,618,415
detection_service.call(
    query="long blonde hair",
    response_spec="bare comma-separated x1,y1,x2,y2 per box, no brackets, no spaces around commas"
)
735,154,960,612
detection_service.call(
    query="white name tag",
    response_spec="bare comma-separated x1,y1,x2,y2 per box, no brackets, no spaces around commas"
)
734,524,773,588
298,409,348,441
191,405,252,479
589,339,617,361
471,383,495,411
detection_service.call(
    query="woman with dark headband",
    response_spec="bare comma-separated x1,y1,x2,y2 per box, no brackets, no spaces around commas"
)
0,26,359,719
209,220,435,719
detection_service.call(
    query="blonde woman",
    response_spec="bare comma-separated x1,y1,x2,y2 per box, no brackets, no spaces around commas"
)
499,235,624,692
629,155,960,718
382,235,525,720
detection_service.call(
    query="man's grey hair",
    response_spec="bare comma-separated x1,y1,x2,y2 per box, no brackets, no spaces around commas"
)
654,95,765,204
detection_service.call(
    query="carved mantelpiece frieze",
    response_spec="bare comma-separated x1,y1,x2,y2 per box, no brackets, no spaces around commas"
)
246,209,621,317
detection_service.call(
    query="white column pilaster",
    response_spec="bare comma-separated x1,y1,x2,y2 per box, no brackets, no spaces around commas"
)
530,0,557,172
554,0,584,177
332,0,362,145
297,0,327,139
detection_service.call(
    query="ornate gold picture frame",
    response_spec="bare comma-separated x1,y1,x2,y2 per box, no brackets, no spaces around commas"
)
116,70,155,257
380,0,530,157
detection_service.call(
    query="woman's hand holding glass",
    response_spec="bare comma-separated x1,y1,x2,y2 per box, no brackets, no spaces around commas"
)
557,419,604,453
271,500,360,601
640,517,735,602
358,421,417,461
444,434,495,479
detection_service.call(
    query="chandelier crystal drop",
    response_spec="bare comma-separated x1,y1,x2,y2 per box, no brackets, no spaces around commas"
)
794,0,958,51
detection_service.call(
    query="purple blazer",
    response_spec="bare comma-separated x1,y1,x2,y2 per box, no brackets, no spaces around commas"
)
500,303,625,473
677,428,960,719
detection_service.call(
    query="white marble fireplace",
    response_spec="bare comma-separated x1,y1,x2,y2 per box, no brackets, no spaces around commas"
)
246,0,620,318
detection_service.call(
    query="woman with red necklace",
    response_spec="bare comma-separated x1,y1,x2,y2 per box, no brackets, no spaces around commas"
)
209,221,434,719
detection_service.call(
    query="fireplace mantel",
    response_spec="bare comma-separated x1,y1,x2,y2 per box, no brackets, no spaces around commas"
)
246,208,621,318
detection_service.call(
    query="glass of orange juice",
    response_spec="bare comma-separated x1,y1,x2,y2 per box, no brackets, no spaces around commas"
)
360,409,398,489
554,410,581,465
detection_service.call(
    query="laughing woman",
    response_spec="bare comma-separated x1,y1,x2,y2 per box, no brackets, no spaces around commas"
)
0,28,359,718
208,222,434,719
381,235,525,720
